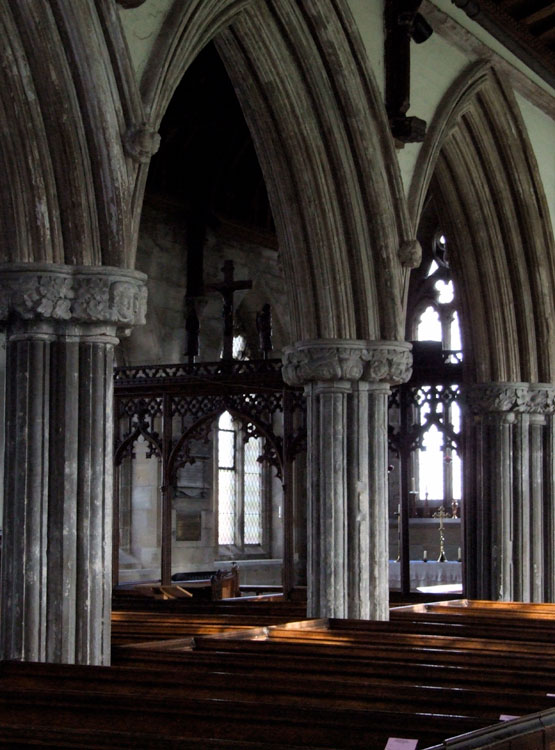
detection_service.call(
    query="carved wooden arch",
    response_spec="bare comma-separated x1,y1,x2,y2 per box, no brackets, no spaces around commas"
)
0,1,150,267
135,0,413,342
114,417,162,467
167,408,284,486
409,62,555,382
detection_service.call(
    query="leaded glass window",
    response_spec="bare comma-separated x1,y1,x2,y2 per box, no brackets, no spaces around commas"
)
217,411,266,549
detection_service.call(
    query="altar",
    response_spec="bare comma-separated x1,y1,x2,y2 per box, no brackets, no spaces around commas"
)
389,560,462,591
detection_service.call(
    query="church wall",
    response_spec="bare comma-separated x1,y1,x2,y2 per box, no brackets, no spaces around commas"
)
121,206,290,365
117,0,174,84
120,206,188,365
116,203,290,580
515,93,555,236
398,33,471,194
345,0,385,96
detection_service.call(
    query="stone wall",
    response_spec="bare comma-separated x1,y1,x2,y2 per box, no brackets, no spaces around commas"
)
116,202,291,581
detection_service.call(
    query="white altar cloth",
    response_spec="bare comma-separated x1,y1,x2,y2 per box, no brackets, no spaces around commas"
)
389,560,462,591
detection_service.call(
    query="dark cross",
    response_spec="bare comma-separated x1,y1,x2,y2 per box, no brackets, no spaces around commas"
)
207,260,252,360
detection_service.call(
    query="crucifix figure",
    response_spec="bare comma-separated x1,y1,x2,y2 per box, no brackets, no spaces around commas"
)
208,260,252,360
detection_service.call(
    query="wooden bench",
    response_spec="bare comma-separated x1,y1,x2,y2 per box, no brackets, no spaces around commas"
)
2,599,548,748
112,588,304,615
425,707,555,749
0,660,488,749
115,566,241,603
111,616,555,737
110,609,311,645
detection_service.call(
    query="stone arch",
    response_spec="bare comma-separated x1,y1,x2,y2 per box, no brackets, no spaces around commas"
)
0,0,146,267
409,62,555,382
136,0,413,342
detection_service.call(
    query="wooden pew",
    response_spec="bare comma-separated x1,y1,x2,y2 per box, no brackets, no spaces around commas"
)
0,660,488,749
110,609,311,645
112,618,555,734
425,707,555,750
0,600,547,748
115,566,241,603
112,588,305,615
113,607,555,696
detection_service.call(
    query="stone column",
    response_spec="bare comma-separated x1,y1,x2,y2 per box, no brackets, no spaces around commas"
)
465,383,555,602
0,263,146,665
283,340,412,620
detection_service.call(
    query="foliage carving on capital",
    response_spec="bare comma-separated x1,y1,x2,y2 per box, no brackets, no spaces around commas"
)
362,344,413,384
528,386,555,414
465,384,555,415
0,265,147,328
282,340,412,386
10,275,74,321
282,343,367,385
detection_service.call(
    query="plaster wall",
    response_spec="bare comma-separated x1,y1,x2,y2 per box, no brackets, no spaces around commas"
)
401,34,471,194
346,0,385,96
118,0,174,84
516,93,555,235
121,207,187,365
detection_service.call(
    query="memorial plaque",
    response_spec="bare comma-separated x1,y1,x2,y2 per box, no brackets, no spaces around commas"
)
176,512,202,542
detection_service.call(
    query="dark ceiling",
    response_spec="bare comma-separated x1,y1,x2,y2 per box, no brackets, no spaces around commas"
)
461,0,555,85
145,42,275,245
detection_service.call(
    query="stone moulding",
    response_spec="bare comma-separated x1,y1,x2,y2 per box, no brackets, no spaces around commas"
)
465,383,555,414
123,123,161,164
0,264,147,328
282,339,413,386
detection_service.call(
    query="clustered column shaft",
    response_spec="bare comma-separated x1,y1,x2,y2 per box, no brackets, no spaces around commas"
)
283,340,412,620
465,383,555,602
0,264,146,665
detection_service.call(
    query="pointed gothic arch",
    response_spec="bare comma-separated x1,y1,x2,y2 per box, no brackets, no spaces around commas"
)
409,62,555,383
409,63,555,601
135,0,413,342
0,1,147,267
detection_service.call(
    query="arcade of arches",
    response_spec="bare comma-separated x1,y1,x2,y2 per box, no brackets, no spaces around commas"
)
0,0,554,666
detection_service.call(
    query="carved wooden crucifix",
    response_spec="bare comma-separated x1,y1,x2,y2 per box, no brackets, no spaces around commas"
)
208,260,252,360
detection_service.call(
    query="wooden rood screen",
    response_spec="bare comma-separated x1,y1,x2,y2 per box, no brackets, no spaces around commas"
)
112,359,305,590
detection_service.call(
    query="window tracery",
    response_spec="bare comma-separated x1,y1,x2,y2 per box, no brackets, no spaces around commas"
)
389,230,463,591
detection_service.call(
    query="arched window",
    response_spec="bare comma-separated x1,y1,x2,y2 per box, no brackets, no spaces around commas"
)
412,264,462,514
217,411,264,548
389,232,463,593
216,335,269,554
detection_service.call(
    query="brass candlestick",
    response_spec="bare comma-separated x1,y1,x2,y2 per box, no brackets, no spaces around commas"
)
433,506,447,562
394,506,401,562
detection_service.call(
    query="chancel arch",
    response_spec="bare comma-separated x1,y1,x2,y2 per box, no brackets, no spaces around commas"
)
127,0,416,620
137,0,415,341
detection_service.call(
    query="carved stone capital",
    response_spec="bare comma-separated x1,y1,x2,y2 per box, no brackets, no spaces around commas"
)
361,341,413,384
0,263,147,330
282,339,412,386
465,383,555,415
